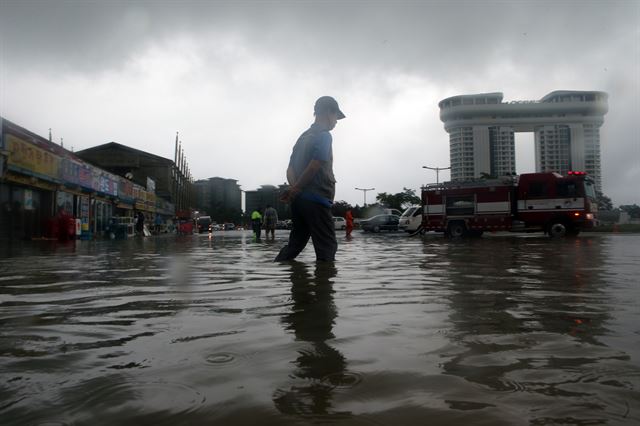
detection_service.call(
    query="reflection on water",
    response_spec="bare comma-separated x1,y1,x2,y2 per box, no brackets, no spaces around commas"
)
274,262,351,420
0,232,639,425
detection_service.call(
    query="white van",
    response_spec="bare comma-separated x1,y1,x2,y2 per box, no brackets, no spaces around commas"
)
398,205,422,233
333,216,346,230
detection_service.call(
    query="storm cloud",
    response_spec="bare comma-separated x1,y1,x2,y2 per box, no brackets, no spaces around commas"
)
1,0,638,205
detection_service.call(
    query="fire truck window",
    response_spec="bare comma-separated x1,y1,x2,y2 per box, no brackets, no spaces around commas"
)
528,181,549,197
446,195,474,216
556,181,578,197
584,181,596,199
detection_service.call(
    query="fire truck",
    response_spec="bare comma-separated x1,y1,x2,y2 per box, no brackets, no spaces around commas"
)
421,171,597,238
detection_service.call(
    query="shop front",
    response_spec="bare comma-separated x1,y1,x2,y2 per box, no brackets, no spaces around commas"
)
90,195,114,238
0,176,55,240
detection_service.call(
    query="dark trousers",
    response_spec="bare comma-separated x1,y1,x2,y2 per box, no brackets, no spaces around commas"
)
252,220,261,240
275,197,337,262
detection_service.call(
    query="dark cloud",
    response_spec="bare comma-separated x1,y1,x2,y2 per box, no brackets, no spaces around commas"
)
2,1,633,76
1,0,638,204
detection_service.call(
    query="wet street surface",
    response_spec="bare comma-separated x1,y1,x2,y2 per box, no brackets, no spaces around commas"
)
1,231,639,425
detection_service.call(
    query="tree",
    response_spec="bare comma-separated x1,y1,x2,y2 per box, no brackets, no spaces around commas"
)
620,204,640,219
331,200,353,218
596,192,613,211
479,172,497,179
376,188,421,211
352,204,365,218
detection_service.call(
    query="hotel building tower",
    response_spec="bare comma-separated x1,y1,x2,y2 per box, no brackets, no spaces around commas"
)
438,91,608,191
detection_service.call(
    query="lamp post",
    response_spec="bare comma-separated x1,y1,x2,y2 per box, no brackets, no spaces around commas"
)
355,187,375,207
422,165,451,185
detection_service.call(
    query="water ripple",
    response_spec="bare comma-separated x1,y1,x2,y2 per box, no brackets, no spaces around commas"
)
0,232,638,425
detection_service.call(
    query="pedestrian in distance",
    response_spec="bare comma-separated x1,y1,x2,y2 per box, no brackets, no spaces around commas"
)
275,96,345,262
251,208,263,241
135,211,145,234
345,209,354,238
263,204,278,240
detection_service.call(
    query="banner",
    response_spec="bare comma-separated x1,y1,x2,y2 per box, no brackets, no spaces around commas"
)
60,157,93,188
6,134,60,180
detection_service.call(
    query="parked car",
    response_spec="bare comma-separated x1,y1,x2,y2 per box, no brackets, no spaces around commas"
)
196,216,212,233
383,208,403,217
398,205,422,233
224,223,235,231
360,214,400,233
333,216,346,230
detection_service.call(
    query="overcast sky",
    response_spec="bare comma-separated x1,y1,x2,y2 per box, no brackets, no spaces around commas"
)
1,0,638,206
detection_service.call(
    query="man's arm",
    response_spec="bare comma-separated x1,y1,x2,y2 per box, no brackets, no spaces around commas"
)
281,160,324,202
286,166,296,186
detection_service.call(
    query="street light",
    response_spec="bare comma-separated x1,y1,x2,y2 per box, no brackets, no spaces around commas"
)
422,165,451,185
355,187,375,207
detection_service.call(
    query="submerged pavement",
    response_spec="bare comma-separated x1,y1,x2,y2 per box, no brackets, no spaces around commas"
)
1,231,639,425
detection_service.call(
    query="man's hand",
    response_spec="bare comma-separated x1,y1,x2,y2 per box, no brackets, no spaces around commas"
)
279,186,300,203
280,160,322,203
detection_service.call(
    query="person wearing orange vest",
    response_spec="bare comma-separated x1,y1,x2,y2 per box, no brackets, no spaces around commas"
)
345,209,354,238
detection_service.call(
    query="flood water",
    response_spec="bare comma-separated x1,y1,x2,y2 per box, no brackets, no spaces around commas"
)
1,231,639,425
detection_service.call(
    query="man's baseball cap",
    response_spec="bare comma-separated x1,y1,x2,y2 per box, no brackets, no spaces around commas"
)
314,96,346,119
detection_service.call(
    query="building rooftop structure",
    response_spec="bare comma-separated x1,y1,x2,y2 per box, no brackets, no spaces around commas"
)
438,90,608,190
76,142,193,211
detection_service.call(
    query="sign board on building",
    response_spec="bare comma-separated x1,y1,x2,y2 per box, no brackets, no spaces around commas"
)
5,134,60,181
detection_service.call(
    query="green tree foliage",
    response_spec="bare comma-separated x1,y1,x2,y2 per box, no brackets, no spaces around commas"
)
596,192,613,211
375,188,421,211
479,172,497,179
331,200,353,218
620,204,640,218
352,204,367,218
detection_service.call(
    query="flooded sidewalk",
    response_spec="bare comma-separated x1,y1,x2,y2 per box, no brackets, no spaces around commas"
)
1,231,639,425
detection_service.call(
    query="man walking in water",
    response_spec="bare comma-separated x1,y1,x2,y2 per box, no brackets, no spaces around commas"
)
275,96,345,262
263,204,278,240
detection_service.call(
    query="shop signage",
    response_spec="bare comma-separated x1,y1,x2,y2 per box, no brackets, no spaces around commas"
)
60,157,93,189
6,134,60,181
80,196,90,231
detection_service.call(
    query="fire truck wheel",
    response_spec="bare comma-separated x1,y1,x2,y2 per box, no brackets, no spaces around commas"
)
548,222,567,238
447,222,467,238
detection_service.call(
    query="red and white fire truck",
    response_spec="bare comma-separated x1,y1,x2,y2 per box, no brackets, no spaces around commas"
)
421,171,597,238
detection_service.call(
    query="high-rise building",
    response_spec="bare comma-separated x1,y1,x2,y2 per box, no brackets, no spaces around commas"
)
193,177,242,223
244,184,290,220
439,91,608,190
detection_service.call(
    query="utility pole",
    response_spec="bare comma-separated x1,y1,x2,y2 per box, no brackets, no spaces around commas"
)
422,165,450,185
355,187,375,207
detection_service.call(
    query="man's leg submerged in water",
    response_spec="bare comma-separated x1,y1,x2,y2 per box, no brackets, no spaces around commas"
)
275,198,311,261
304,202,337,261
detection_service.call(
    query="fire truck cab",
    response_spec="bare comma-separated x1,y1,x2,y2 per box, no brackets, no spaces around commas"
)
421,172,597,238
